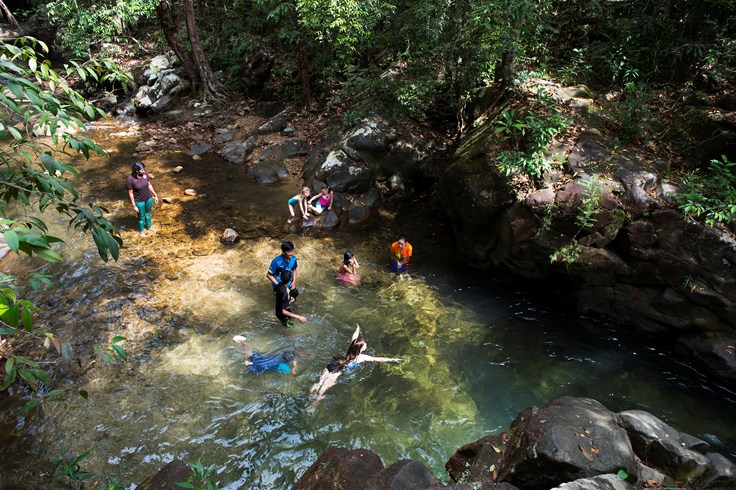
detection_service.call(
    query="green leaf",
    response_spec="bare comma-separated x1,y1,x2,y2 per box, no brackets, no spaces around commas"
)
111,336,126,344
33,247,63,263
617,469,629,480
18,369,38,390
3,230,20,253
176,483,196,489
111,344,127,362
79,390,88,400
21,398,41,413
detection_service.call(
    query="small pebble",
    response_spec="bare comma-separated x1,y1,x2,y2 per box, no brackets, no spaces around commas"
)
173,166,184,173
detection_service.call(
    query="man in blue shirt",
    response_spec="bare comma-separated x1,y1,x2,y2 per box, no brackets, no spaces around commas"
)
267,241,298,290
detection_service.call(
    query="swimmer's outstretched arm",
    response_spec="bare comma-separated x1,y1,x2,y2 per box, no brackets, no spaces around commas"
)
359,354,404,363
233,335,252,357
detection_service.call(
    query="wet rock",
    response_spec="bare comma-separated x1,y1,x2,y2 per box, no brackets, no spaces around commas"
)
162,197,172,204
446,434,506,484
220,228,238,244
374,460,440,489
187,143,212,155
498,397,638,490
219,136,259,165
319,209,340,230
678,336,736,384
283,127,294,135
618,410,710,483
550,474,635,490
137,459,191,490
247,161,280,184
184,189,197,196
695,452,736,489
253,100,286,118
292,446,384,490
326,163,373,193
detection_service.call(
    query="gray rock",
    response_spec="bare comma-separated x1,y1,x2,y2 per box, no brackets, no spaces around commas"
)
151,95,173,114
551,474,635,490
618,410,710,483
254,108,295,135
695,452,736,489
319,209,340,230
218,136,258,165
143,55,172,85
213,131,236,144
257,140,309,163
348,206,371,225
247,161,279,184
220,228,238,244
156,72,181,97
187,143,212,155
566,129,607,174
498,397,639,490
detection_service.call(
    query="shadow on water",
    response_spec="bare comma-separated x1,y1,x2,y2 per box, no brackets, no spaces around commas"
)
1,119,736,489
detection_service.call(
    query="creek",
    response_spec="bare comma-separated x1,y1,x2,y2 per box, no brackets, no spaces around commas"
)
1,119,735,489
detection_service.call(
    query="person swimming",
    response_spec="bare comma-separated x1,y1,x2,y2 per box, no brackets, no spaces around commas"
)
309,325,403,406
233,335,297,374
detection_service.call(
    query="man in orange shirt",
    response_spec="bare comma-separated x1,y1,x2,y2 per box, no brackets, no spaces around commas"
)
389,235,413,273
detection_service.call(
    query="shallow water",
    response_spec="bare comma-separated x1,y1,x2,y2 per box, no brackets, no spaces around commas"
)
1,120,735,489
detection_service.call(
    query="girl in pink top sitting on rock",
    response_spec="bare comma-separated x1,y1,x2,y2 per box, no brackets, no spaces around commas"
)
336,251,360,284
308,184,333,215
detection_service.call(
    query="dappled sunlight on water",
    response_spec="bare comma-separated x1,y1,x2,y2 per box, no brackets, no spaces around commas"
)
1,120,736,489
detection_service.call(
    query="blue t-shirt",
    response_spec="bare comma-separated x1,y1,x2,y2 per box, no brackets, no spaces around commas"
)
268,255,298,288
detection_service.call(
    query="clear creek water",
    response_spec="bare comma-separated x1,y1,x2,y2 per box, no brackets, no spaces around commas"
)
0,120,735,489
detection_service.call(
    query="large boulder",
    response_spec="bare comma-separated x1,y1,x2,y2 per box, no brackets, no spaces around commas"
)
618,410,710,483
694,453,736,489
292,447,385,490
374,460,440,489
550,474,636,490
446,434,506,484
219,136,259,165
498,397,638,490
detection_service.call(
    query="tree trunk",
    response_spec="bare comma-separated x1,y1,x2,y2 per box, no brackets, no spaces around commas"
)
495,50,516,90
297,44,314,107
156,0,200,94
183,0,222,100
0,0,18,27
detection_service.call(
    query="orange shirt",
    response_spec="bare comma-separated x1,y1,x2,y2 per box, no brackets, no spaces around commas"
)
390,241,413,263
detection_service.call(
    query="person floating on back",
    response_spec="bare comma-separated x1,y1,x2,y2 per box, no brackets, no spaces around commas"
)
389,235,412,274
287,186,311,223
275,270,306,327
336,251,360,285
309,324,403,406
233,335,297,374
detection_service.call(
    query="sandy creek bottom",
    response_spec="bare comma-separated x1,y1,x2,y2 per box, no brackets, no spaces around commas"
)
0,121,735,489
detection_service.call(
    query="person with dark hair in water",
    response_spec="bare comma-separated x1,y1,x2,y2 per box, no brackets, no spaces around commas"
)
126,161,159,234
389,235,412,273
274,270,306,327
267,241,298,290
233,336,297,374
336,251,360,284
309,325,403,405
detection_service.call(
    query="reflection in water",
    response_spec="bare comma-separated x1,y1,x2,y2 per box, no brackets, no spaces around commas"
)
1,120,736,489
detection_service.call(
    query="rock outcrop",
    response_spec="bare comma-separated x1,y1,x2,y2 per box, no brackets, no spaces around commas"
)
291,397,736,490
439,85,736,383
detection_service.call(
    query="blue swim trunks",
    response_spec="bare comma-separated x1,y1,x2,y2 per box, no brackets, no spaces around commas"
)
390,260,408,273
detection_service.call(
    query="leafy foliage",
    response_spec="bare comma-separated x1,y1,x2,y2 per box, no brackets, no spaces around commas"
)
0,37,126,407
678,155,736,227
50,449,96,489
176,460,221,490
40,0,159,56
494,95,569,180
